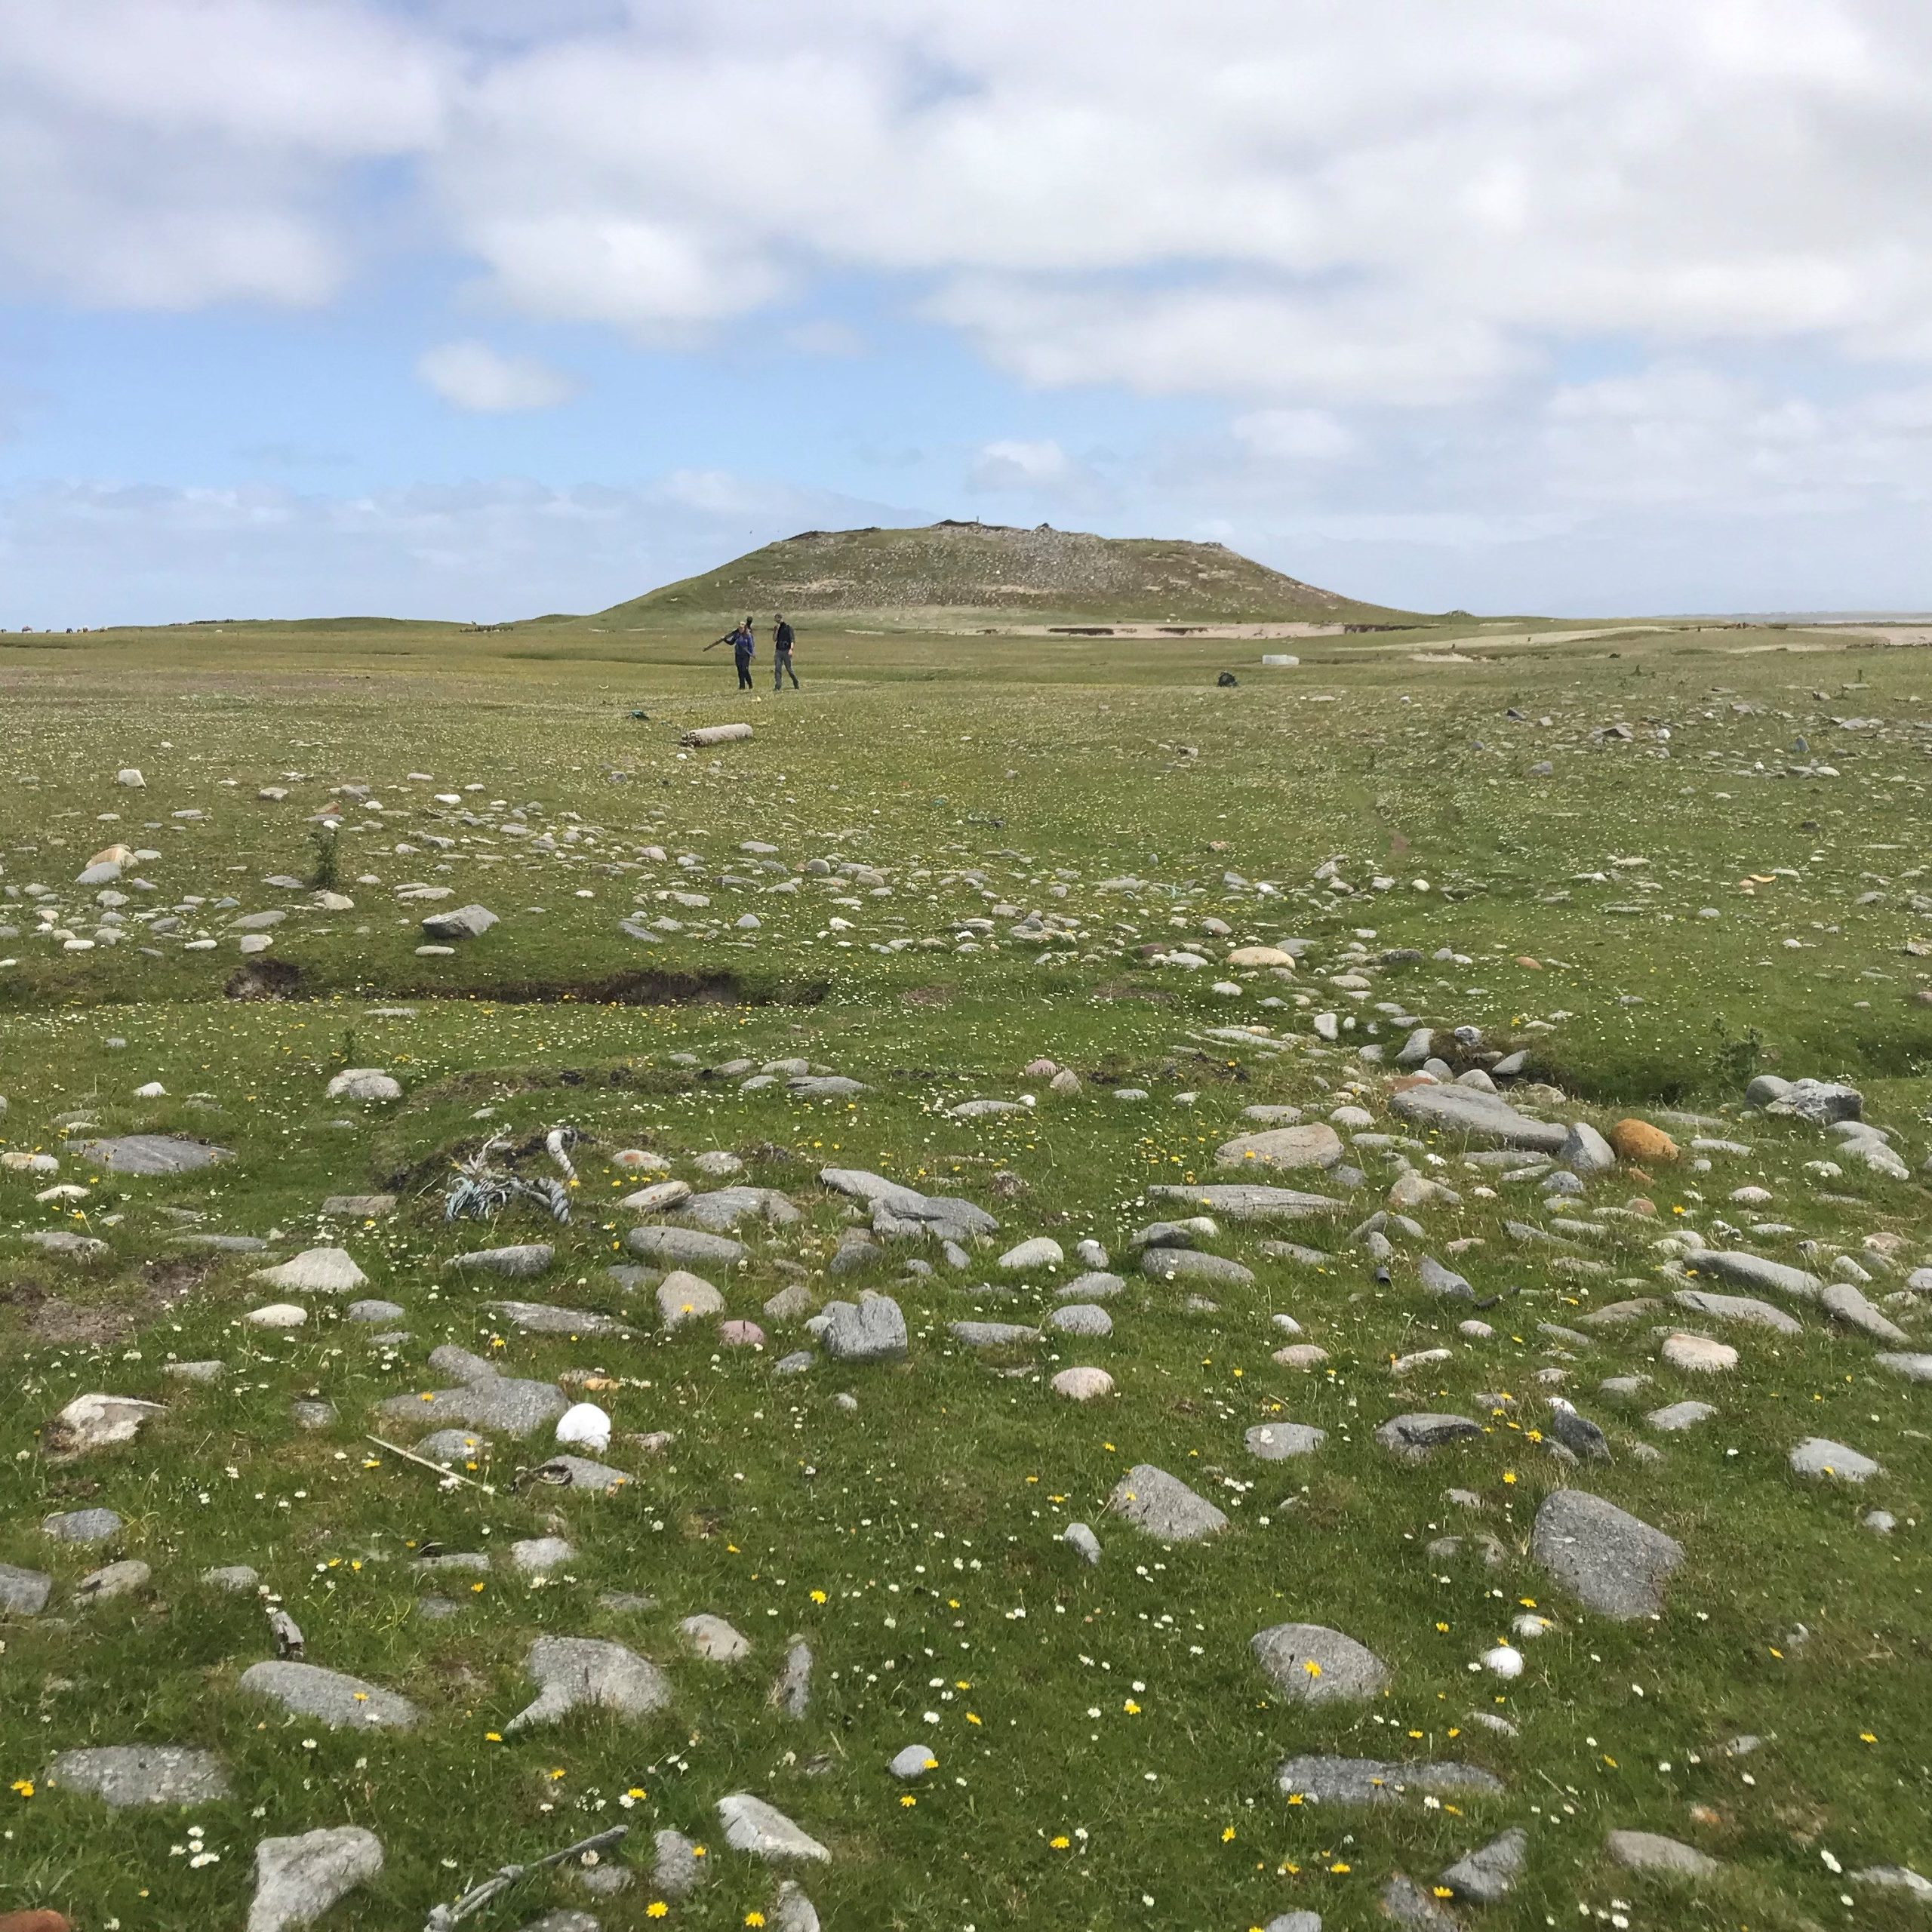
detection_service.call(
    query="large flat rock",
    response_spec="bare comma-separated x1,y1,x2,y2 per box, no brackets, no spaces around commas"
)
1388,1085,1568,1152
1251,1623,1390,1703
238,1661,419,1729
1108,1463,1228,1543
72,1134,232,1175
626,1225,748,1269
506,1635,671,1730
1532,1489,1683,1619
1214,1124,1345,1171
1146,1183,1343,1220
819,1166,998,1240
1274,1754,1505,1804
46,1744,231,1807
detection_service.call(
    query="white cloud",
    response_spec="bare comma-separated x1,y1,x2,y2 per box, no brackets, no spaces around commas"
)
1230,409,1358,462
417,340,577,411
8,0,1932,398
968,438,1072,490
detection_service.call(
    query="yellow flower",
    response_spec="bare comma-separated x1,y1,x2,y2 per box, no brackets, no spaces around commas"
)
1302,1660,1321,1678
628,1786,647,1798
1860,1731,1877,1743
1501,1472,1518,1485
900,1795,917,1807
1329,1860,1351,1873
1050,1835,1071,1850
484,1732,503,1743
11,1780,33,1798
646,1904,669,1920
965,1712,981,1725
1221,1826,1237,1842
809,1589,826,1604
745,1916,767,1928
550,1768,567,1780
1122,1700,1140,1715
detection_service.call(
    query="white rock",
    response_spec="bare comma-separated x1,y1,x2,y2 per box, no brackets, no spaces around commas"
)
556,1402,612,1453
254,1247,368,1295
134,1081,166,1098
247,1825,383,1932
325,1069,401,1103
997,1236,1065,1271
1481,1645,1525,1678
1661,1332,1737,1374
115,768,146,788
245,1303,308,1329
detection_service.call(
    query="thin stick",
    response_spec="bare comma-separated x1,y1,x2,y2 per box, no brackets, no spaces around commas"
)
423,1824,629,1928
363,1433,497,1496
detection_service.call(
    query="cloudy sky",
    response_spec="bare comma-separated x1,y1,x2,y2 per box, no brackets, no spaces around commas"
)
5,0,1932,625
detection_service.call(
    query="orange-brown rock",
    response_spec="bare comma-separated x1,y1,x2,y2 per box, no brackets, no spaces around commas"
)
1609,1118,1679,1164
0,1912,72,1932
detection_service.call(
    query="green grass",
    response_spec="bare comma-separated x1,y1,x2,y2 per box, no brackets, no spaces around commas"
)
1,617,1930,1930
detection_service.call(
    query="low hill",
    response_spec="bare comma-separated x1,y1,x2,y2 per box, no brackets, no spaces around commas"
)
591,521,1419,626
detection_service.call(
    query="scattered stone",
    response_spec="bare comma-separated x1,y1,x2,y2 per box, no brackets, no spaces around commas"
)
1790,1437,1881,1482
715,1793,831,1864
238,1662,419,1730
1275,1755,1505,1804
451,1244,554,1281
420,903,498,940
821,1296,907,1363
0,1563,54,1614
1647,1400,1716,1432
1532,1489,1683,1619
45,1745,230,1808
1215,1123,1345,1171
1051,1366,1115,1401
1107,1463,1228,1543
1375,1413,1478,1459
506,1636,672,1730
626,1225,747,1269
246,1826,384,1932
1064,1522,1103,1564
682,1614,751,1663
1439,1826,1528,1903
1661,1331,1737,1373
75,1558,149,1603
1605,1829,1719,1878
72,1134,230,1175
1251,1623,1390,1703
1388,1084,1567,1151
324,1068,401,1103
42,1507,122,1544
1246,1421,1325,1459
254,1247,368,1295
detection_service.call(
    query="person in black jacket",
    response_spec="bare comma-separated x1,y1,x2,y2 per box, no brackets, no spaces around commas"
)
772,612,799,690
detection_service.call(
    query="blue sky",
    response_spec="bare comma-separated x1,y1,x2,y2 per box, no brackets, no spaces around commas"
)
5,0,1932,626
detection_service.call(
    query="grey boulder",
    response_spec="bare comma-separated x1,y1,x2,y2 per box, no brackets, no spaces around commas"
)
626,1225,747,1269
1108,1463,1228,1543
238,1661,420,1729
451,1243,555,1280
1251,1623,1390,1703
1275,1754,1505,1804
1532,1489,1683,1619
715,1792,831,1863
1388,1084,1567,1152
72,1134,232,1174
248,1825,384,1932
420,903,497,940
46,1744,231,1807
507,1636,671,1730
1439,1826,1528,1903
821,1296,907,1363
1146,1183,1342,1221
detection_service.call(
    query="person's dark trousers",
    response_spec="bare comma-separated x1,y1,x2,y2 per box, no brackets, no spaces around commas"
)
736,654,754,689
774,651,798,689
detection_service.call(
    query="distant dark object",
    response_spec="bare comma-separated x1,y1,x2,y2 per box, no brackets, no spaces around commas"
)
628,709,649,719
1216,671,1238,687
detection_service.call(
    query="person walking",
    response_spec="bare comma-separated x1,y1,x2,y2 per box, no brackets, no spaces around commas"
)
721,615,755,691
771,611,798,690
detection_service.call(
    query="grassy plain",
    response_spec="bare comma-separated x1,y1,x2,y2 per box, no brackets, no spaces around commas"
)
2,612,1930,1931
